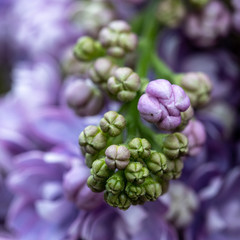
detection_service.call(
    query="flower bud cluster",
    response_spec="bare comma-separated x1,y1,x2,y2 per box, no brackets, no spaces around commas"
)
137,79,191,131
79,111,188,210
73,21,140,102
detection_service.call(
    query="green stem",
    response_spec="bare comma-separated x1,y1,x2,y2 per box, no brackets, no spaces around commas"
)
151,53,176,83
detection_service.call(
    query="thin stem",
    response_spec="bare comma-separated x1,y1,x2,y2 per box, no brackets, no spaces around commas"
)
151,53,175,83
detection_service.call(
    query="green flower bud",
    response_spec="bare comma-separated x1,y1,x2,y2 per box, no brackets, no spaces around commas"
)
79,126,107,155
175,106,194,132
104,191,131,210
106,171,125,194
88,58,117,86
162,133,188,159
107,67,140,102
158,178,169,195
100,111,126,137
125,182,146,200
74,36,105,62
85,153,97,168
105,145,130,170
128,138,151,160
143,177,162,201
125,162,149,184
99,20,138,58
91,158,113,181
179,72,212,108
157,0,185,28
87,175,105,192
146,152,167,176
164,159,184,180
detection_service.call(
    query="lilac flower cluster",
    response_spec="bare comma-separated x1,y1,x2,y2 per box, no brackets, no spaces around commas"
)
0,0,240,240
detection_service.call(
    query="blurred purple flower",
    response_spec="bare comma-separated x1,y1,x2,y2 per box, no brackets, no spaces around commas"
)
67,201,177,240
184,1,231,47
185,167,240,240
6,148,80,239
158,30,240,104
8,0,82,59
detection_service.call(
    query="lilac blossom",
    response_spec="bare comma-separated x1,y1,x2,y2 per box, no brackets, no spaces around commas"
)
138,79,190,131
184,1,231,47
184,166,240,240
8,0,82,59
6,147,95,240
66,201,178,240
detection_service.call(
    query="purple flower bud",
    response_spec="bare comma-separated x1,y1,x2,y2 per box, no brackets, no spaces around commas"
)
105,145,130,170
179,72,212,107
138,79,190,131
185,1,231,47
65,79,104,116
99,20,138,58
182,120,206,156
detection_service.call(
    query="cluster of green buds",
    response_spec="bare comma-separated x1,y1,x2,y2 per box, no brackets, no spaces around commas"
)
79,110,189,210
73,20,140,103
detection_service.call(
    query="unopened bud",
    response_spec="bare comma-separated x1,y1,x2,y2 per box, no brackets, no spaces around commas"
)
88,58,117,86
146,152,167,176
104,191,131,210
157,0,185,27
179,72,212,107
143,177,162,201
87,175,105,192
74,36,105,61
105,145,130,170
79,126,107,155
125,182,146,200
162,133,188,159
164,159,184,180
106,171,125,194
175,106,194,132
65,80,104,116
100,111,126,137
91,158,113,181
99,20,138,58
124,162,149,184
107,67,140,102
128,138,151,160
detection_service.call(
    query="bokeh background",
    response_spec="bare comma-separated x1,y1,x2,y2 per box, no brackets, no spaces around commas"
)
0,0,240,239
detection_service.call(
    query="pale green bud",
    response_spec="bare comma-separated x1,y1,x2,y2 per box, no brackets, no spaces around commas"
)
100,111,126,137
162,133,188,159
79,126,107,155
74,36,105,61
125,182,146,200
107,67,140,102
128,138,151,160
146,152,167,176
124,162,149,184
104,191,132,210
87,175,105,192
106,171,125,195
91,158,114,181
